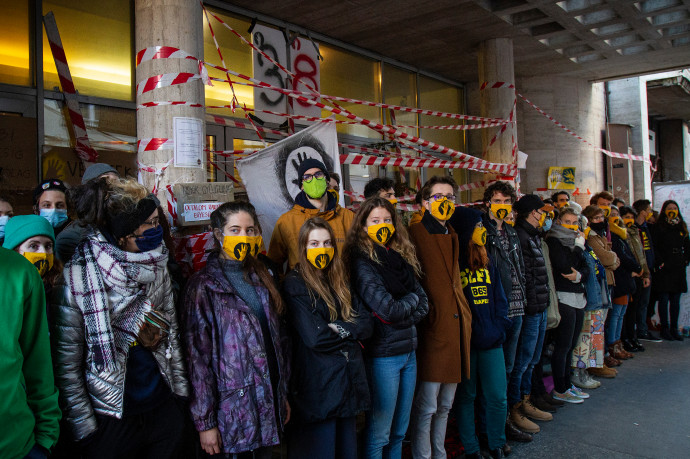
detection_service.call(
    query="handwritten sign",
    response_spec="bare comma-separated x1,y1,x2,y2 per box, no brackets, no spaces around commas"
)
253,25,288,124
290,37,321,120
183,202,222,222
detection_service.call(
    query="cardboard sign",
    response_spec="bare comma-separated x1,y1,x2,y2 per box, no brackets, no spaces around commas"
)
173,182,234,226
0,115,38,190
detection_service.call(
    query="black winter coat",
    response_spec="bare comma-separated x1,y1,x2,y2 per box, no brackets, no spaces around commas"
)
283,268,372,423
350,254,429,358
611,233,641,298
545,237,589,294
651,221,690,293
515,219,550,314
482,214,525,302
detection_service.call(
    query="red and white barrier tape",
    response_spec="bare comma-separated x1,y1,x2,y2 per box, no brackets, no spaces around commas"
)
136,46,197,66
201,4,239,109
138,158,173,194
138,137,174,153
517,92,647,163
136,72,202,95
43,12,98,163
480,81,515,90
343,190,417,202
208,160,240,184
166,185,178,226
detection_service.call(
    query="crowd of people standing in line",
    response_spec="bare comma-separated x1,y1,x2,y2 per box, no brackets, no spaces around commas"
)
2,159,689,459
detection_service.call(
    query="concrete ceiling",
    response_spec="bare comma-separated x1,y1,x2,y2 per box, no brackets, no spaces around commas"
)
221,0,690,83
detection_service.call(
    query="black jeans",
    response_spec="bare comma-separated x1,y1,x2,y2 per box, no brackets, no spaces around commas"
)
552,302,584,394
288,416,357,459
82,396,185,459
657,292,682,330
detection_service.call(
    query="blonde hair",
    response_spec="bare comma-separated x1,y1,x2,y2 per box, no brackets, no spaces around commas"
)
297,218,354,322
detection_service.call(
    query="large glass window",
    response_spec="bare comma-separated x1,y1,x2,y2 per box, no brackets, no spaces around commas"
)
42,0,133,100
43,100,136,185
0,0,31,87
320,44,381,139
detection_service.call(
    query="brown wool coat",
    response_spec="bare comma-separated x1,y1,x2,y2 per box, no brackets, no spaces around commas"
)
587,232,620,286
409,222,472,383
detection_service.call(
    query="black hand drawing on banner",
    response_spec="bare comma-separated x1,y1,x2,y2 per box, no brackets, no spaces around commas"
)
291,151,309,188
254,31,285,107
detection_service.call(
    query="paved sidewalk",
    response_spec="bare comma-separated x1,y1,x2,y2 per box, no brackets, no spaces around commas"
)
510,339,690,458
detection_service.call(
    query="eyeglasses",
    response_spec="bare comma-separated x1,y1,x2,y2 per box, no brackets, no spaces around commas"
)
129,217,160,238
430,193,456,202
303,171,326,182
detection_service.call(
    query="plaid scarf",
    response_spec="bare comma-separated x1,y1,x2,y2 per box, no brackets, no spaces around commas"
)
67,231,169,372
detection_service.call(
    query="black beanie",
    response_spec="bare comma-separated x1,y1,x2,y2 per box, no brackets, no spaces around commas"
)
107,197,158,239
448,206,483,254
297,158,329,182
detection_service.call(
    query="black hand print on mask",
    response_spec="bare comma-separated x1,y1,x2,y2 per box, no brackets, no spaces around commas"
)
291,151,309,188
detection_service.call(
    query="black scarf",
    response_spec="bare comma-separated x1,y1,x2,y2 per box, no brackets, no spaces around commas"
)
362,244,416,300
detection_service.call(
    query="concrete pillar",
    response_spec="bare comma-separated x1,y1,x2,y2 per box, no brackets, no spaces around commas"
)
659,120,689,182
515,76,606,207
478,38,517,168
606,77,652,200
135,0,206,195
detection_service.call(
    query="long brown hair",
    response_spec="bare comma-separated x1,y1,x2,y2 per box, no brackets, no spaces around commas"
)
297,217,354,322
210,201,285,315
344,197,421,277
467,240,489,271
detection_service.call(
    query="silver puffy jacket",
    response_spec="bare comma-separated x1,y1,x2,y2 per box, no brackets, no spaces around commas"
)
51,265,189,440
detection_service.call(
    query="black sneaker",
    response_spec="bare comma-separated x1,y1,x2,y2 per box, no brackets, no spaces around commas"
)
638,332,662,343
632,339,646,351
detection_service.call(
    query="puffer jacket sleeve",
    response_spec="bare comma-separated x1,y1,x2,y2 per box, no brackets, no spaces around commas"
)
351,258,426,328
50,283,97,441
284,273,355,352
182,276,219,432
163,280,189,398
517,229,537,309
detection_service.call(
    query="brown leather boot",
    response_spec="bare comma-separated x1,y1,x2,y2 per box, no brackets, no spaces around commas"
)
510,403,540,433
521,395,553,421
616,340,634,359
604,355,621,367
609,343,628,360
587,365,617,378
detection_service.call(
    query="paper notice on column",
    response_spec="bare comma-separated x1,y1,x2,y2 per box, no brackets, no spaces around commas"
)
173,117,203,168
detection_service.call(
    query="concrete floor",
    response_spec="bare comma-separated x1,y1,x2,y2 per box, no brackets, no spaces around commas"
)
510,339,690,458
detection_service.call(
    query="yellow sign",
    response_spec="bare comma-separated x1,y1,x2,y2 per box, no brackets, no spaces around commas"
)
548,167,576,190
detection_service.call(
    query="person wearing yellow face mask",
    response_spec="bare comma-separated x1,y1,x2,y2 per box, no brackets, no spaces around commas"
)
268,158,354,273
631,199,661,342
450,206,512,458
409,176,473,457
480,182,527,439
590,191,615,223
283,217,372,458
551,191,571,210
183,201,290,458
3,215,62,295
651,200,690,341
606,206,642,361
344,198,428,458
618,206,650,353
364,177,399,206
544,207,591,404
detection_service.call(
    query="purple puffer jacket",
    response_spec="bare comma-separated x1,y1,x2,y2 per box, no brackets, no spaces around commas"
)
182,253,290,454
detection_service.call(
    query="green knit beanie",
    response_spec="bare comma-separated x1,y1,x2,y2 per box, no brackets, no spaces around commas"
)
2,215,56,250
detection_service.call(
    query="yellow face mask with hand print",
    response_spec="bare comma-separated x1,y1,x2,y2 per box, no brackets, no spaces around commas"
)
599,205,612,218
222,236,261,261
472,226,487,246
429,197,455,221
666,209,679,220
367,223,395,245
490,203,512,220
307,247,334,269
22,252,54,277
623,218,635,228
562,223,579,231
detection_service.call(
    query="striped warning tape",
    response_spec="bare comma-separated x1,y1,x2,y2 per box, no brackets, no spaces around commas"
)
138,138,174,153
136,72,202,95
43,12,98,163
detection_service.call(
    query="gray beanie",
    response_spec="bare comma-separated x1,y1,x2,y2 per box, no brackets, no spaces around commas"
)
82,163,119,184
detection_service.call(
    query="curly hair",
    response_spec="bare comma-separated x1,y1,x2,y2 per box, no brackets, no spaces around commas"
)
343,197,421,277
68,177,148,229
483,181,517,204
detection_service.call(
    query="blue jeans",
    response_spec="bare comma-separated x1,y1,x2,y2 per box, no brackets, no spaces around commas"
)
364,352,417,459
606,302,627,346
454,348,507,453
507,310,547,406
502,315,523,379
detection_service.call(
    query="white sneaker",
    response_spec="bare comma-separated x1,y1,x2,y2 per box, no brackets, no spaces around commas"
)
583,370,601,388
568,385,590,399
571,368,599,389
552,390,584,404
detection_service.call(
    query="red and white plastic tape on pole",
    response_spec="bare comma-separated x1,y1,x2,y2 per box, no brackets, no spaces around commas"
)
43,12,99,163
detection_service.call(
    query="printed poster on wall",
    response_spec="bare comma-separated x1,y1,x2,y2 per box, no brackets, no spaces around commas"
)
547,166,576,190
236,122,342,245
173,117,203,168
